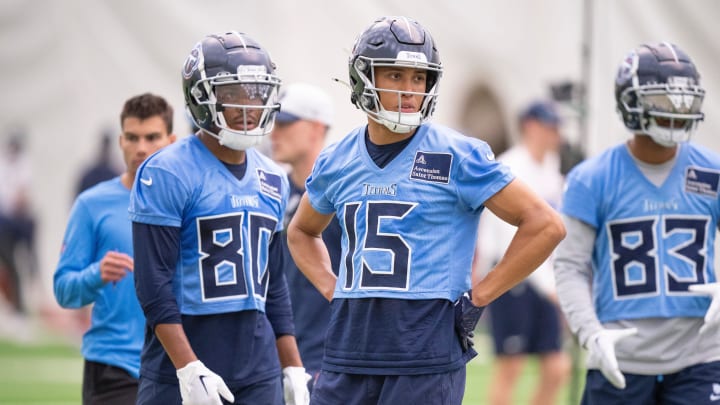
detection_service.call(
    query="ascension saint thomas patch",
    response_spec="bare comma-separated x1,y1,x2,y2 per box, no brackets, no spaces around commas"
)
685,166,720,197
410,151,452,184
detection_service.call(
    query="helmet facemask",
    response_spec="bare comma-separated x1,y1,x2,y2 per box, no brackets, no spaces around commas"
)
182,32,282,151
348,16,443,134
615,43,705,147
353,55,441,134
190,70,281,150
620,79,704,147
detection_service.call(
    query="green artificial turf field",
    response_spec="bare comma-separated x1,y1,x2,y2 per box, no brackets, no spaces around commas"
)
0,334,584,404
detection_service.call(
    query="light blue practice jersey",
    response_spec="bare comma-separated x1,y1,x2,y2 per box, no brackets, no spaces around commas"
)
129,136,289,315
306,123,513,302
563,143,719,322
53,177,144,378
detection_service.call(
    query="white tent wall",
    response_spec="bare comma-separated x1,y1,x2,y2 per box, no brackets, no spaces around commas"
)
588,0,720,156
0,0,717,307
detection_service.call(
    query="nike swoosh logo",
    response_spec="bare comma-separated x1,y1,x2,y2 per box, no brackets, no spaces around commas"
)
140,177,153,186
199,375,209,394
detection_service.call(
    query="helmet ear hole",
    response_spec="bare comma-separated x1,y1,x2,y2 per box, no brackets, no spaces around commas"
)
355,58,368,73
191,87,204,100
361,95,374,110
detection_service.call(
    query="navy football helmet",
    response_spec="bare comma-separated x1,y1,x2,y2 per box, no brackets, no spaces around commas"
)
349,16,442,133
615,42,704,146
182,31,281,150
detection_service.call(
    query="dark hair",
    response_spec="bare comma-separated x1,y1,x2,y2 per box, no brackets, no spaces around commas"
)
120,93,173,133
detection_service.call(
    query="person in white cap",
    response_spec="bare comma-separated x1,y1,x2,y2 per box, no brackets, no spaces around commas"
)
270,83,342,392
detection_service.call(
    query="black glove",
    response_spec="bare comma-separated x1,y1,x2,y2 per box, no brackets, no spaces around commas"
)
454,291,485,352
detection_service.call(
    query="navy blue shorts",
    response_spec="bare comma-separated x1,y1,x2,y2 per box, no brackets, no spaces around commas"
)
582,361,720,405
488,282,563,355
136,374,282,405
310,367,466,405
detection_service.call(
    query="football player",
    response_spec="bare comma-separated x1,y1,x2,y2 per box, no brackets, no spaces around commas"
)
54,93,176,404
555,42,720,404
286,16,566,404
130,32,310,405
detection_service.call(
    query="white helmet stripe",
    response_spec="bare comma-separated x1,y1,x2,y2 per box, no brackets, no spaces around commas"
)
630,51,640,90
663,41,679,63
230,31,248,50
400,17,416,41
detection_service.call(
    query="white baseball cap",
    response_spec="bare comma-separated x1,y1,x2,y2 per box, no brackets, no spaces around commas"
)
276,83,334,127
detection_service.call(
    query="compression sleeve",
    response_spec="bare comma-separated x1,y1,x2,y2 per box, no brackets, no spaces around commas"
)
553,214,604,347
133,222,182,329
265,235,295,337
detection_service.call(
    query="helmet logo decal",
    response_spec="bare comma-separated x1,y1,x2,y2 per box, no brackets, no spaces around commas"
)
397,51,428,64
616,51,637,83
668,76,694,87
183,43,202,79
237,65,268,78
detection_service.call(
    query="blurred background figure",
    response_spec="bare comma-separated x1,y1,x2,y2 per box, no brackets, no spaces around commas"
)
0,127,37,316
54,93,176,404
75,127,122,196
477,100,571,405
458,83,511,157
270,82,342,390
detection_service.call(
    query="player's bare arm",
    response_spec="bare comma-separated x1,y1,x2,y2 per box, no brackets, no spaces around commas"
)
276,335,303,368
154,323,197,369
473,178,566,306
287,193,336,301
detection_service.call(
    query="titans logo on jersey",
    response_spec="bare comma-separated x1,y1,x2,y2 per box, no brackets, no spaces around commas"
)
129,136,288,315
305,123,513,302
562,143,720,322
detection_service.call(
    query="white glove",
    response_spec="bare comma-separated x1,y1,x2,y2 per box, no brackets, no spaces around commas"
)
586,328,637,389
282,366,311,405
689,283,720,336
176,360,234,405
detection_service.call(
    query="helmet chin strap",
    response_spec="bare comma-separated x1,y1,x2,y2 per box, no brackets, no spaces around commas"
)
201,125,265,151
369,108,423,134
217,128,264,150
207,109,273,151
643,117,693,148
